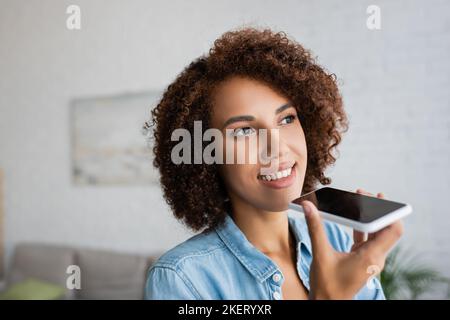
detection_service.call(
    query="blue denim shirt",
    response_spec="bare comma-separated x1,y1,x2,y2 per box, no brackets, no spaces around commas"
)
145,211,385,300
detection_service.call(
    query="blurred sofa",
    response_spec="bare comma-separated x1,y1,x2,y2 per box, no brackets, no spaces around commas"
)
0,242,160,299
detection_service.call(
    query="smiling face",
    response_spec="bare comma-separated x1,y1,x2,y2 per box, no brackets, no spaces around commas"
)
210,76,307,212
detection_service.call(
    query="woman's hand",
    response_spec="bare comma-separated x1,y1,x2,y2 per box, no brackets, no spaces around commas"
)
302,189,404,300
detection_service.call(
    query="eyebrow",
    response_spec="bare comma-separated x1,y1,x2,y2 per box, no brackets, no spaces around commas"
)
222,102,293,128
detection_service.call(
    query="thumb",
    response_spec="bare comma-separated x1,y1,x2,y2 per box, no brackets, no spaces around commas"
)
301,200,332,256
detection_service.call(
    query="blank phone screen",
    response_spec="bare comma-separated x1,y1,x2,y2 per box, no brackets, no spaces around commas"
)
292,187,407,223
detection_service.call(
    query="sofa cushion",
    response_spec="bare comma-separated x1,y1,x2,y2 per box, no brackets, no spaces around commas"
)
75,248,149,299
7,243,76,299
0,278,65,300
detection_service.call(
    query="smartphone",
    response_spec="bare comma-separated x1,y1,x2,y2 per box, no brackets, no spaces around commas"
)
289,187,412,233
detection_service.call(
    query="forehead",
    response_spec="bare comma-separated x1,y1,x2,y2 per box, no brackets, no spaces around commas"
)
210,76,288,123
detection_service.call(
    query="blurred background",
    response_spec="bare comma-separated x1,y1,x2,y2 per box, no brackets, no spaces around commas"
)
0,0,449,299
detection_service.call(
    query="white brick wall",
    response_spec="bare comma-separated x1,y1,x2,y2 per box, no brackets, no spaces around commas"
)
0,0,449,298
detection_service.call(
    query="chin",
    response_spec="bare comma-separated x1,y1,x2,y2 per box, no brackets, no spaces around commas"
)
256,196,294,212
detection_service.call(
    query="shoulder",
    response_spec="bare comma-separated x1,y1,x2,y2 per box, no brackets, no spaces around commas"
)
151,228,226,270
145,228,227,299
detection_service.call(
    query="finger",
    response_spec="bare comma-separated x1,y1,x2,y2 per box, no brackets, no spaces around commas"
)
356,188,374,197
351,241,367,252
353,229,367,244
364,220,404,255
301,200,332,256
351,228,368,251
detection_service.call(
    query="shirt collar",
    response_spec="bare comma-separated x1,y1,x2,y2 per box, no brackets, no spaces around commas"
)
214,210,312,283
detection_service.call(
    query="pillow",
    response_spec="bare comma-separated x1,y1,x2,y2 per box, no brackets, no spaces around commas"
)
0,278,65,300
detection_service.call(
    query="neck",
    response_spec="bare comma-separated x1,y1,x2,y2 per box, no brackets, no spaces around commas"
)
228,195,295,256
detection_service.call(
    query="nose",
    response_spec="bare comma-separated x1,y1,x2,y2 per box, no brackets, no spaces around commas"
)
259,129,289,174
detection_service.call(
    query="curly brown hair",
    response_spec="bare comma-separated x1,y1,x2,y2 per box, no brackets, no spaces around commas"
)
148,27,349,233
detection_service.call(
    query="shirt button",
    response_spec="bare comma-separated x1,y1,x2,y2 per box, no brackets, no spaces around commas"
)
272,273,282,283
273,291,282,300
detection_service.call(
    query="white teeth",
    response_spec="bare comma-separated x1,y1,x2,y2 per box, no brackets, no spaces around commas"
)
259,166,294,181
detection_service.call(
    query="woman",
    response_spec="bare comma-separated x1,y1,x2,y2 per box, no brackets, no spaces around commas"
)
145,27,403,300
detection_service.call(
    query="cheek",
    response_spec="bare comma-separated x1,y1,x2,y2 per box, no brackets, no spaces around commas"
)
297,138,307,158
220,164,257,192
284,125,307,156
